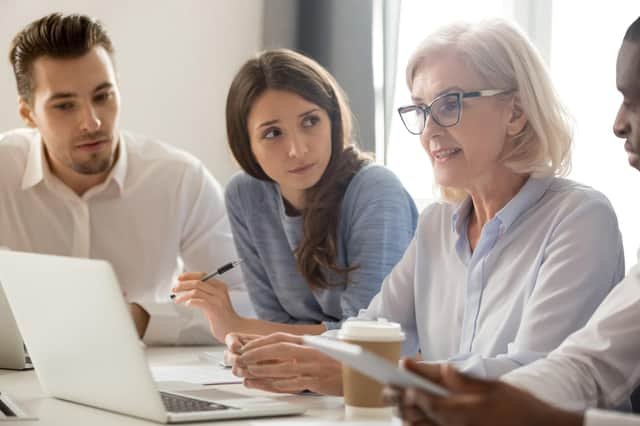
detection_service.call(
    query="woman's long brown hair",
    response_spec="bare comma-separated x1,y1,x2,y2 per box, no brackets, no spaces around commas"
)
225,49,370,289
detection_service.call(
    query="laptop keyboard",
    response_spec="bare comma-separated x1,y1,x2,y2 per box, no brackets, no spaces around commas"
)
160,392,231,413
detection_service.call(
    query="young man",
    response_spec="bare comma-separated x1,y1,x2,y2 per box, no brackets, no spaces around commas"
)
0,13,253,345
387,16,640,426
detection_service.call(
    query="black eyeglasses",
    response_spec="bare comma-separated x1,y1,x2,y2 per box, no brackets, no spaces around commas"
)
397,89,512,135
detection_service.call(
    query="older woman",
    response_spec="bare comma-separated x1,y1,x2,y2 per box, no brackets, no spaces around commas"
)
386,16,640,426
226,19,624,396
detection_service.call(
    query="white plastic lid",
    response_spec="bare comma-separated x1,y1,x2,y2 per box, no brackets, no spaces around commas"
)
338,319,405,342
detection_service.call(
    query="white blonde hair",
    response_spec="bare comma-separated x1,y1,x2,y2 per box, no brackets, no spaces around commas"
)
406,19,572,202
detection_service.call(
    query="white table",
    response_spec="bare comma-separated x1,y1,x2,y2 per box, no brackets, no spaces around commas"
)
0,346,356,425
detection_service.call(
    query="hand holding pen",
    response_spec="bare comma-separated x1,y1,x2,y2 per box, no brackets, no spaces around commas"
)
170,259,245,342
170,259,244,299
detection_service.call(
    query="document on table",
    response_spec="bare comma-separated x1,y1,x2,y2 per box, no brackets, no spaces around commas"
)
250,421,396,426
150,365,242,385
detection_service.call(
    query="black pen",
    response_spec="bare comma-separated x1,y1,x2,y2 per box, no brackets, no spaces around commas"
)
170,259,244,300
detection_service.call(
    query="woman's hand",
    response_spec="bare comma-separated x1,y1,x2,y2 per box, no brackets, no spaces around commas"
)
171,272,244,342
383,359,583,426
228,332,343,396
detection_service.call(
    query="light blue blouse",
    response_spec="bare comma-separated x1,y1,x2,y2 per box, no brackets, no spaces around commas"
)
358,176,625,378
225,164,418,330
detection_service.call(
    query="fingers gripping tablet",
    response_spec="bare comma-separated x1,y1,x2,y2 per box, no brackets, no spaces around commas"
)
302,335,449,397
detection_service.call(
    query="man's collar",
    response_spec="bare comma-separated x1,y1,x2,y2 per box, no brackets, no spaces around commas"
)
20,131,128,195
21,133,45,190
109,133,127,193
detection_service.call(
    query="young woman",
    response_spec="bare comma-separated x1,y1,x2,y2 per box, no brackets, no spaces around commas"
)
172,49,418,342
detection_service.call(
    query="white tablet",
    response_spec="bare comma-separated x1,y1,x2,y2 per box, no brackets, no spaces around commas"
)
302,335,450,397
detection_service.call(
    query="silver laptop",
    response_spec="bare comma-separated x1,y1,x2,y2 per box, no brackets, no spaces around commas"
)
0,284,32,370
0,251,305,423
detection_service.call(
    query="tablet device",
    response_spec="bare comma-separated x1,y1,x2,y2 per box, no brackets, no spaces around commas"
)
303,335,450,397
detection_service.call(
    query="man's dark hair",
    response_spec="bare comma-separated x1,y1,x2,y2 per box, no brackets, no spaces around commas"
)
9,13,114,103
624,16,640,42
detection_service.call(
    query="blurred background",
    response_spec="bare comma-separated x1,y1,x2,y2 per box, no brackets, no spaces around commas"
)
0,0,638,268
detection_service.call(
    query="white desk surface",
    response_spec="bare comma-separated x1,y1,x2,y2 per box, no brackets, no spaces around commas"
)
0,346,366,425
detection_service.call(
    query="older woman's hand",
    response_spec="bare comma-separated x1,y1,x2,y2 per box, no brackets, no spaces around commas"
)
384,359,583,426
224,332,260,371
230,332,343,396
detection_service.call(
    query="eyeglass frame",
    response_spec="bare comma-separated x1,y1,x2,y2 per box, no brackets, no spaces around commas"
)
397,89,513,135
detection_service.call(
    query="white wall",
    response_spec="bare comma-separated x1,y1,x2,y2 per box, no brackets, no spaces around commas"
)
262,0,298,49
0,0,265,185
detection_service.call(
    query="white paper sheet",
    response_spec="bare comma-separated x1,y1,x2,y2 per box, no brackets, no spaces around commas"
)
150,365,242,385
250,421,396,426
251,417,402,426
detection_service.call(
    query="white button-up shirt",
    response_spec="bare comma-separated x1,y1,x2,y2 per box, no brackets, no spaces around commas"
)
0,128,253,345
358,176,625,378
504,248,640,425
585,410,640,426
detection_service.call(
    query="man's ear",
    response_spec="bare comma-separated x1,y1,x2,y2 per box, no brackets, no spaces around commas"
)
506,93,528,137
18,97,37,128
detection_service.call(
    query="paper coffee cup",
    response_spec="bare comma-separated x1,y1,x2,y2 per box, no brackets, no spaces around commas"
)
338,319,405,418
